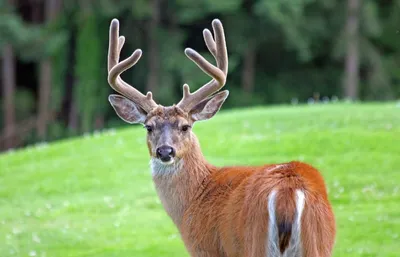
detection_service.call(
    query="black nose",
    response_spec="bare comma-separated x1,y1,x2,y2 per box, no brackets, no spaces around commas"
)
156,145,176,161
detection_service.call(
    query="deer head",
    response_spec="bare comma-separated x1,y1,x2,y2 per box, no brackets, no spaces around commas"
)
107,18,228,165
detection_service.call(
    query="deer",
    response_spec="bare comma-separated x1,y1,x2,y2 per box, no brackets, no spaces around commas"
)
106,18,336,257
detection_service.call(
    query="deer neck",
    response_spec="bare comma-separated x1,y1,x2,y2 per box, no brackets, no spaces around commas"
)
150,138,214,228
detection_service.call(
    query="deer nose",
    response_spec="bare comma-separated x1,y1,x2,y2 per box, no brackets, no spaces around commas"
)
156,145,176,161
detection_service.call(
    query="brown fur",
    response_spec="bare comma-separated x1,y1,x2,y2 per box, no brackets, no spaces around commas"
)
145,110,336,256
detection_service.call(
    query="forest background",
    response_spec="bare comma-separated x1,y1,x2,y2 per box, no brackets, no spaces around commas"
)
0,0,399,151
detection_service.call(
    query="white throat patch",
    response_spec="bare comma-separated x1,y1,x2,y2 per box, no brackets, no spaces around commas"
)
150,158,183,177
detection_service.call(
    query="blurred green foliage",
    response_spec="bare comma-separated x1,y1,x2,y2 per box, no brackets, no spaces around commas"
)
0,0,399,148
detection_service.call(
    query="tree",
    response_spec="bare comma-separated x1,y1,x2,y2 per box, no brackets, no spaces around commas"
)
1,44,16,149
75,3,102,133
59,1,78,132
37,0,62,140
240,0,256,94
344,0,361,100
146,0,161,93
1,0,17,149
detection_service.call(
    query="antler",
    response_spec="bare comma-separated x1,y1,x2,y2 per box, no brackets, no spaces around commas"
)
177,19,228,112
107,19,158,113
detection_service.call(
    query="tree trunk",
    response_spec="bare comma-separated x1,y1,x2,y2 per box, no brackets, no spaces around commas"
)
344,0,360,100
61,5,78,131
31,0,41,23
37,61,51,139
241,45,256,93
146,0,161,93
95,115,104,130
68,98,79,132
1,44,16,149
37,0,61,140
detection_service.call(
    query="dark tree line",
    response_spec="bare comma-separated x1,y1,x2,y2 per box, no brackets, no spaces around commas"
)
0,0,399,151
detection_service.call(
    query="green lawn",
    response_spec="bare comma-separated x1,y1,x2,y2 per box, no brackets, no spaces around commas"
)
1,102,399,257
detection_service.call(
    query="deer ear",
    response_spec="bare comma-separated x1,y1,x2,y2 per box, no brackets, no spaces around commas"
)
108,94,147,124
189,90,229,122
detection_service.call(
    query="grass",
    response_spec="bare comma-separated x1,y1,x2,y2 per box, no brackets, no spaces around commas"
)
0,102,399,257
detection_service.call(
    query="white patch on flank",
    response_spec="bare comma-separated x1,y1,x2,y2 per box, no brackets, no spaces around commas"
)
282,190,305,257
267,190,280,257
266,189,306,257
295,190,305,227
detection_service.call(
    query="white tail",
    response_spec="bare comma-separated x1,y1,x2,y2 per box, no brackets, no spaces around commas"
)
268,190,306,257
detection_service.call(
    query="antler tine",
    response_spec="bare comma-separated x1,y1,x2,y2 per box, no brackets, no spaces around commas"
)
107,19,158,113
177,19,228,112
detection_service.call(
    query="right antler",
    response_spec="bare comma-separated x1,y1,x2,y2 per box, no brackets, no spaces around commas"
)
177,19,228,112
107,19,158,113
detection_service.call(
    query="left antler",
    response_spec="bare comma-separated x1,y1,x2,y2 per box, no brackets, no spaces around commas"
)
177,19,228,112
107,19,158,113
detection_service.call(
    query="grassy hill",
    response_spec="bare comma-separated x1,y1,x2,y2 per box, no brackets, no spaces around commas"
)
0,102,399,257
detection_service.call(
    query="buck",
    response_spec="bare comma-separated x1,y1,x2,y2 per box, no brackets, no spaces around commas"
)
106,18,336,257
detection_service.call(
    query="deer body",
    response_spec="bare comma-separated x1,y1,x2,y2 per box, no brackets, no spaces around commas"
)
105,19,336,256
150,125,335,257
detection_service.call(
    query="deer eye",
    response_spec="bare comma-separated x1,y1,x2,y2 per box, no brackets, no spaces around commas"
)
144,125,153,133
181,125,191,132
